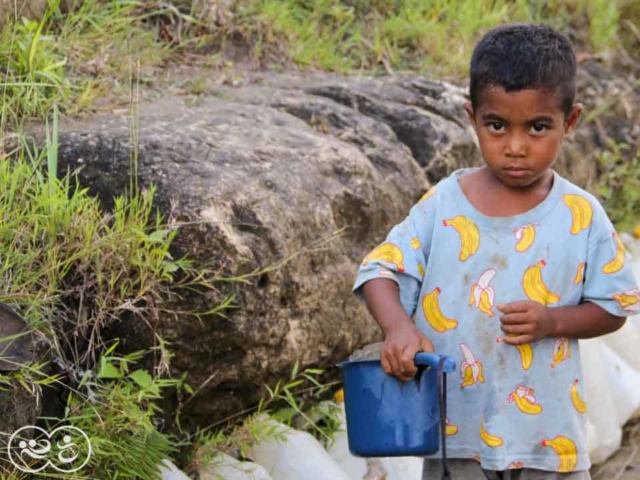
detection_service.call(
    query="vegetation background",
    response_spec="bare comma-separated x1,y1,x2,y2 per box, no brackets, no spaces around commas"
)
0,0,639,478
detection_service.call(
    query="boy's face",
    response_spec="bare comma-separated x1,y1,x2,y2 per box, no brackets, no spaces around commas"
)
464,86,582,189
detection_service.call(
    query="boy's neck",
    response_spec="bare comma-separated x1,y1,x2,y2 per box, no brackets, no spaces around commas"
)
459,167,555,217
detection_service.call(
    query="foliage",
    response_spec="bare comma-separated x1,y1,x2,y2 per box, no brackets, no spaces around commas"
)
0,0,181,121
0,106,202,479
60,344,183,478
595,141,640,232
187,361,342,474
213,0,627,76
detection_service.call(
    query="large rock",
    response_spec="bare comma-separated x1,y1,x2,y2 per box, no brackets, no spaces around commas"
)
0,0,47,29
41,70,639,432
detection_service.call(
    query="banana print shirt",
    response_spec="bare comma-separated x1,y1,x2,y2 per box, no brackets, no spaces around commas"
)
353,168,640,473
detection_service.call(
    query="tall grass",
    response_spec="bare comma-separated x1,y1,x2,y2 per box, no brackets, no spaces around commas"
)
0,110,197,478
0,0,178,122
219,0,628,76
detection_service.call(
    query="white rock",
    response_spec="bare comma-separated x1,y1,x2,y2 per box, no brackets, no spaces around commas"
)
159,459,191,480
199,451,272,480
380,456,424,480
248,416,351,480
326,404,368,479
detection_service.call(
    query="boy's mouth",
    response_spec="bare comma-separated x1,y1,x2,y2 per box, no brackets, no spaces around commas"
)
503,166,530,178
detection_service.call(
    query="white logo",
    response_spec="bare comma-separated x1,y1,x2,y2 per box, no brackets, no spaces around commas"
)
7,426,92,473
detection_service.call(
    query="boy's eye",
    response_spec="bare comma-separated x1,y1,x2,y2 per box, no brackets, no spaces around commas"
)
530,124,548,134
487,122,504,132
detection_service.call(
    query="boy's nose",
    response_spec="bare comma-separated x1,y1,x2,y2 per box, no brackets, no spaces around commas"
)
505,133,527,158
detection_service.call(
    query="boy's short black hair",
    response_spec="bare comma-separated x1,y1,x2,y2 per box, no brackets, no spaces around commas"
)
469,24,577,116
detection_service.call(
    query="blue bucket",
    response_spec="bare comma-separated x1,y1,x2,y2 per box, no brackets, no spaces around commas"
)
337,352,456,457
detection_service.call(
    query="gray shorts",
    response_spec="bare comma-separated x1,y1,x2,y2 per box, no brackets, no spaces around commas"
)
422,459,592,480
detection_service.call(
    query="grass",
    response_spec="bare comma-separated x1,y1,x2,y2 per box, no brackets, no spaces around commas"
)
0,0,181,122
1,0,637,122
594,141,640,233
214,0,632,76
0,109,205,478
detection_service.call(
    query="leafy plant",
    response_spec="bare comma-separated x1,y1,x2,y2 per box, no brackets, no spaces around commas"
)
59,343,182,479
187,360,343,474
595,141,640,232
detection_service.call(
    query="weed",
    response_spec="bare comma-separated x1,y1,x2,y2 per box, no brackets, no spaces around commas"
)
187,360,342,473
595,140,640,232
213,0,624,76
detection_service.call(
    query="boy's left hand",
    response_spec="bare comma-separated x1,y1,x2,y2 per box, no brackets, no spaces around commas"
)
497,301,556,344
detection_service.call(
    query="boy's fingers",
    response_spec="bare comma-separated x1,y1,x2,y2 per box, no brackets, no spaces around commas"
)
400,348,418,379
387,351,401,377
420,337,435,353
501,323,532,335
497,301,533,314
380,352,393,375
502,334,532,345
500,313,528,324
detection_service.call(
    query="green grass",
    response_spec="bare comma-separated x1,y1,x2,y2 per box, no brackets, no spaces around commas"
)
594,141,640,233
0,0,635,122
0,111,202,479
0,0,180,122
217,0,629,76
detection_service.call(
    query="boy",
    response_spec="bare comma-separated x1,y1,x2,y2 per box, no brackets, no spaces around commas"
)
353,24,640,480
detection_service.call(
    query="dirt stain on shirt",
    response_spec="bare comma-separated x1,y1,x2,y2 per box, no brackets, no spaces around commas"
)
491,253,508,270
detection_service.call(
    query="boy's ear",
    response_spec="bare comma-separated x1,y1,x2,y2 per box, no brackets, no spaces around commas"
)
564,103,583,136
463,102,476,126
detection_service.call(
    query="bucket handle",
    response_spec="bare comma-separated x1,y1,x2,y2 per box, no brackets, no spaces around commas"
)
415,352,455,480
414,352,456,373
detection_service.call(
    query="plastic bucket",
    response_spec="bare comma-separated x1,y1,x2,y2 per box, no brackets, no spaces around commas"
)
337,352,456,457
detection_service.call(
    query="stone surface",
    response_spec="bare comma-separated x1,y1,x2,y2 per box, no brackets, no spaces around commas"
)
0,0,47,29
28,69,640,433
159,459,191,480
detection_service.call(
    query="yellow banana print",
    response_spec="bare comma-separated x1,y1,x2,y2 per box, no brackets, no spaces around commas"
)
446,418,458,436
541,436,578,472
497,335,533,370
522,260,560,305
422,287,458,333
480,421,504,447
573,262,585,285
516,343,533,370
410,237,421,249
469,269,497,317
563,194,593,235
570,379,587,414
460,343,484,388
508,386,543,415
417,262,425,277
613,289,640,312
551,337,571,368
602,232,625,274
419,187,437,203
362,242,405,272
443,216,480,261
513,224,536,252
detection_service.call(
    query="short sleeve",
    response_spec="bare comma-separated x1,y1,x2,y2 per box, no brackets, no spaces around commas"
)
352,198,436,319
582,206,640,317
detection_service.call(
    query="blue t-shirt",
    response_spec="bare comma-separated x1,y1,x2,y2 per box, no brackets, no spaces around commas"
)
353,168,639,473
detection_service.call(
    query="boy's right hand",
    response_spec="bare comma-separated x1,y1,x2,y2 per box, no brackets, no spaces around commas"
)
381,321,434,382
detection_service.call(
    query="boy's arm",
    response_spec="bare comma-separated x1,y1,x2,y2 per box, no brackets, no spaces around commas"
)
500,199,637,345
498,301,625,345
363,278,434,381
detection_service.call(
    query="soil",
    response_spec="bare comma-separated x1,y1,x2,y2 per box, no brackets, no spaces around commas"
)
590,419,640,480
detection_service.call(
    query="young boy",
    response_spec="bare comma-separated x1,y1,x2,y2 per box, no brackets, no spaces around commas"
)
353,24,640,480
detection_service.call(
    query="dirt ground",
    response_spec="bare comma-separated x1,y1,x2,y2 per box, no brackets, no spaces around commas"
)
591,419,640,480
